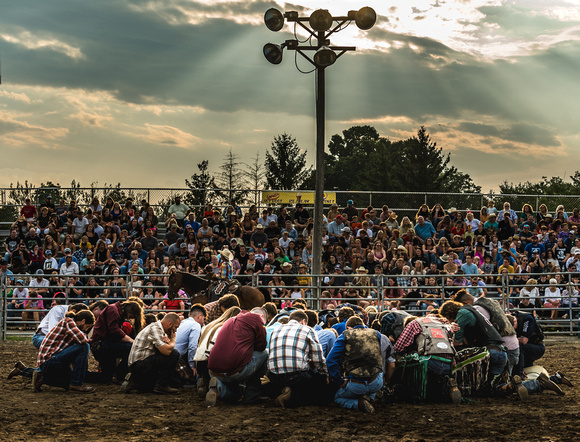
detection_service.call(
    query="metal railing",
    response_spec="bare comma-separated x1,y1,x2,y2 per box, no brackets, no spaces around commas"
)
2,271,579,339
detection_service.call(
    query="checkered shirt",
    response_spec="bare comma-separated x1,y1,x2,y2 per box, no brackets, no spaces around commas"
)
37,317,89,366
128,320,167,366
268,319,326,374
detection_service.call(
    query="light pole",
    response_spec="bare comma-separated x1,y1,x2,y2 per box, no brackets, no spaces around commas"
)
263,7,377,304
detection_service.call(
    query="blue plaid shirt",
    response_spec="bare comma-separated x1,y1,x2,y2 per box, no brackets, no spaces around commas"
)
268,320,326,374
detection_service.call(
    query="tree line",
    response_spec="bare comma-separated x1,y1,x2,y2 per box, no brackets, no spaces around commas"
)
6,125,580,214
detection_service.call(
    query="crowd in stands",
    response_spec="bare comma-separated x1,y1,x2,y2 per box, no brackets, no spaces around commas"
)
2,196,579,326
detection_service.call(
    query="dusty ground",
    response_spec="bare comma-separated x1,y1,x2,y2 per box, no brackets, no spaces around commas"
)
0,339,578,441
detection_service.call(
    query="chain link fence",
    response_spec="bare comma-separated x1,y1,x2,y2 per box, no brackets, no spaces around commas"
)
3,187,580,224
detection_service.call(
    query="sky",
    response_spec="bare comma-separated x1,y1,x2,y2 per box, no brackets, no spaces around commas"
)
1,0,580,193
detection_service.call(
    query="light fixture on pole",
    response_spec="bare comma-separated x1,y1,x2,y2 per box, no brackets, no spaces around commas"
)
263,6,377,305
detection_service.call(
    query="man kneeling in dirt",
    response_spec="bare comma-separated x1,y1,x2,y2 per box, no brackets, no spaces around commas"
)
205,307,268,406
123,313,181,394
326,316,385,413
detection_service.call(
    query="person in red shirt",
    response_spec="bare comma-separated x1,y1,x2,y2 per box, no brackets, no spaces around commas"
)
206,308,268,406
21,198,38,221
34,310,95,393
90,300,144,383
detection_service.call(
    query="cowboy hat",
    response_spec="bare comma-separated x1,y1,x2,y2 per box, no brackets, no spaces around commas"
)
220,249,233,261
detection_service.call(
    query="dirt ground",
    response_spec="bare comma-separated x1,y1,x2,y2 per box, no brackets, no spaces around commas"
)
0,339,578,442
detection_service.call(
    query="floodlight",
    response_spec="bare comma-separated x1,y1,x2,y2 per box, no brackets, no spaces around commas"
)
263,43,283,64
354,7,376,30
314,46,337,67
309,9,333,32
264,8,284,31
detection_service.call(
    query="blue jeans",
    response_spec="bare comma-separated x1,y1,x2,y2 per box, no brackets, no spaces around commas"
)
506,347,520,376
216,350,268,404
515,343,545,377
426,359,452,402
488,348,507,381
334,373,383,410
32,332,45,349
40,343,90,388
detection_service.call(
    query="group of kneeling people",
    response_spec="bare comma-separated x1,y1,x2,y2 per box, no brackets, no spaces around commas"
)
7,289,573,413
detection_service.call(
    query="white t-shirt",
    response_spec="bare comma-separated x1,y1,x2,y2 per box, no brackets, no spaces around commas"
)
72,217,90,235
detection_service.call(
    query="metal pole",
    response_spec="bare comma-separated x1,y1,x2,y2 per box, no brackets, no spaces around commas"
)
311,56,326,303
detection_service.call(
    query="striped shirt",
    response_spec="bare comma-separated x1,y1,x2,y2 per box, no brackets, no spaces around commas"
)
268,320,326,374
128,321,167,366
37,317,89,366
219,261,233,280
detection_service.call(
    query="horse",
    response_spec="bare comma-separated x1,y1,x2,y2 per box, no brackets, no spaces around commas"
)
168,271,270,311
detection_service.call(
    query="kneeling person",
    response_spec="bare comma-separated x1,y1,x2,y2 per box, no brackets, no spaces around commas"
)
206,307,268,405
126,313,181,394
34,310,96,393
327,316,384,413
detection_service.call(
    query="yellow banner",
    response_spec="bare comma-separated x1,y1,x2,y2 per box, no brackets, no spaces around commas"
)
261,191,336,205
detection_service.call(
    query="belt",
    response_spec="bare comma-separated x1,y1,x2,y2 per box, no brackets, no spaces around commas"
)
210,365,244,378
349,373,380,384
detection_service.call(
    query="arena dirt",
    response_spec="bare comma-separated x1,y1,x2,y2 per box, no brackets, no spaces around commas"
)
1,339,578,441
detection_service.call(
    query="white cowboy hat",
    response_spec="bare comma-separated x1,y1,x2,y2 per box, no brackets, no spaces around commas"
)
220,249,233,261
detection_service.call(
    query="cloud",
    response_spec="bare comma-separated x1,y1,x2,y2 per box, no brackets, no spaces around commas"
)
0,111,69,148
139,124,200,148
0,90,31,103
0,30,84,59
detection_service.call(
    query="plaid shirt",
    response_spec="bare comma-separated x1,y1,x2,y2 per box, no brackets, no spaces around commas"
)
37,317,89,366
204,301,221,325
219,261,233,280
394,320,422,354
268,320,326,374
128,321,167,366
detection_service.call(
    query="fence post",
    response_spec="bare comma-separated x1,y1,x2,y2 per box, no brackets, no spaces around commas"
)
501,273,509,311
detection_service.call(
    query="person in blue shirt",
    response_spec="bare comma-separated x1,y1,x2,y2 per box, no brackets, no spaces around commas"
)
326,316,384,413
414,216,436,242
174,304,207,381
304,310,337,357
524,235,546,259
331,307,355,335
460,254,479,275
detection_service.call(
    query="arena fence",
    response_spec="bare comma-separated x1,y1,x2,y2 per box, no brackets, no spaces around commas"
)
2,272,578,340
2,186,580,223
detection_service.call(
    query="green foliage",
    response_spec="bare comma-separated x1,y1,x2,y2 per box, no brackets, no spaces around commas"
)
184,160,218,217
217,149,247,204
498,175,580,212
324,126,480,199
265,133,312,190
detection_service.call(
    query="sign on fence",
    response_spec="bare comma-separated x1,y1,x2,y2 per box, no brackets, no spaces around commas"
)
261,191,337,205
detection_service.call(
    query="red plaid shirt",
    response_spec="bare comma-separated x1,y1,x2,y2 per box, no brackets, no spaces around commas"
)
394,320,423,354
37,317,89,367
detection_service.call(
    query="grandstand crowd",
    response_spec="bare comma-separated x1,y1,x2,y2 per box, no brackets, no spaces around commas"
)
2,196,579,317
2,195,576,409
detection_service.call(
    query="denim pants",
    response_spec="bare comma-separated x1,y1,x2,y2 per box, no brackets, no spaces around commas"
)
488,348,508,381
215,350,268,404
426,359,452,402
506,347,520,376
334,373,384,410
40,343,90,388
130,349,180,392
32,332,45,349
515,343,545,377
91,340,133,382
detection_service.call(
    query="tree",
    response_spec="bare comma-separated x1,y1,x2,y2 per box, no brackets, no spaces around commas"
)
184,160,218,216
324,125,480,195
217,148,247,204
245,152,266,207
265,133,312,190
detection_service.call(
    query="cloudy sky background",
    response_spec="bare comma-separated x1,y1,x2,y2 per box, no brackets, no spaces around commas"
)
1,0,580,192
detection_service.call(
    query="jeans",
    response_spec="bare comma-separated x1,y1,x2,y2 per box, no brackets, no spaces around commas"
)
267,370,333,407
130,349,180,392
215,350,268,404
514,343,545,377
40,343,90,388
91,340,133,382
426,359,452,402
32,332,45,349
488,348,508,381
506,347,520,376
334,373,384,410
